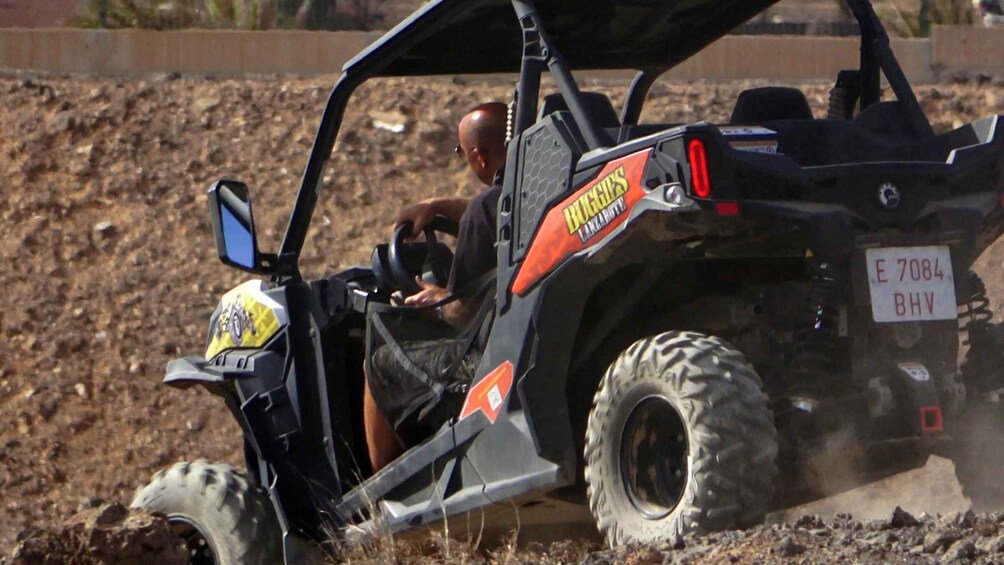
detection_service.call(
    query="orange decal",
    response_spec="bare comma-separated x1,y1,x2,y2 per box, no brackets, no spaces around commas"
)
512,150,651,295
459,361,514,424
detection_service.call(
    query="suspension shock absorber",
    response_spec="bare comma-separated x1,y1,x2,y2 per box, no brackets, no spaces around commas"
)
960,272,998,395
960,272,992,345
826,70,861,121
788,261,842,394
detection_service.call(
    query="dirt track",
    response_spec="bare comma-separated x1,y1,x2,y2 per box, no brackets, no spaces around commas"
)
0,71,1003,560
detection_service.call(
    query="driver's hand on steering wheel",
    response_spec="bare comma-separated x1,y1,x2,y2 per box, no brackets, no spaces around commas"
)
403,277,448,307
395,201,437,239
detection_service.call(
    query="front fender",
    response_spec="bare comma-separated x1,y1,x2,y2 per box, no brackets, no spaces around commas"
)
164,356,225,389
164,350,280,391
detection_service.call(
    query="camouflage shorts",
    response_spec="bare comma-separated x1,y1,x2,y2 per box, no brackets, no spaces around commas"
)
367,337,480,446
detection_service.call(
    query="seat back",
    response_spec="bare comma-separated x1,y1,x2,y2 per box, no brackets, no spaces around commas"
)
537,91,621,128
730,87,813,124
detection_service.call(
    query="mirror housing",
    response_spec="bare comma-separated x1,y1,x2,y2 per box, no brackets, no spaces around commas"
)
208,180,278,275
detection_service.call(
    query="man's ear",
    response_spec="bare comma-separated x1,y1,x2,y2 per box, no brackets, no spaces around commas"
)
470,147,488,171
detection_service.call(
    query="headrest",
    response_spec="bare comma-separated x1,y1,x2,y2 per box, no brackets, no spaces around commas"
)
730,87,814,124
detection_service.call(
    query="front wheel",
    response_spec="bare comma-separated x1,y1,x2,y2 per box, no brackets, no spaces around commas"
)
584,331,778,546
131,460,282,565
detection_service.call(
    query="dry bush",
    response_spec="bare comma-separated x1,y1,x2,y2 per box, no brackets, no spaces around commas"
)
72,0,199,29
325,500,595,565
72,0,277,29
202,0,277,29
333,0,387,31
874,0,978,36
332,530,595,565
332,523,485,565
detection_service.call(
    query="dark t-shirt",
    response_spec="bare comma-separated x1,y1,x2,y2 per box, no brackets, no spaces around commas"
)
446,181,502,293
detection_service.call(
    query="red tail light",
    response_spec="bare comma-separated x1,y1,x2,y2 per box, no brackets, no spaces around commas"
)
687,138,712,198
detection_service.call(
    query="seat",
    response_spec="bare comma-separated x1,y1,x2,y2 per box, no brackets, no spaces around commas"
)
730,87,813,124
538,91,621,128
853,101,918,140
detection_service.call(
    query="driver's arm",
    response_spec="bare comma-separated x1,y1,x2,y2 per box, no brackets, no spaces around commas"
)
395,197,470,237
402,279,473,328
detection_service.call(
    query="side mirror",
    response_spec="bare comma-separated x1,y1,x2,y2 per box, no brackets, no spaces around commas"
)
208,180,262,273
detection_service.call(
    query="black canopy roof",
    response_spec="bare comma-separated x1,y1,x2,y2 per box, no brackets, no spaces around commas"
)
344,0,782,77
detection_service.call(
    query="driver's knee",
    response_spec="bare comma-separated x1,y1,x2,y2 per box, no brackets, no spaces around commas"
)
363,376,403,473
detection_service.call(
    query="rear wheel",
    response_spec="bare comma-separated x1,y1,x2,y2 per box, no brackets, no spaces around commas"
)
951,404,1004,512
955,275,1004,511
131,460,282,565
584,331,778,546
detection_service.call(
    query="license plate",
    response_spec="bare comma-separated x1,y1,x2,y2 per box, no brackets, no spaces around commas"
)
865,246,957,323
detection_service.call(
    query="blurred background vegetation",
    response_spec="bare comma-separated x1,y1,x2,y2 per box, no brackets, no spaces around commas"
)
72,0,390,30
872,0,979,36
70,0,988,34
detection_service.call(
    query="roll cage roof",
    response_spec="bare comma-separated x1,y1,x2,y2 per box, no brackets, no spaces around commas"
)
274,0,931,279
346,0,779,76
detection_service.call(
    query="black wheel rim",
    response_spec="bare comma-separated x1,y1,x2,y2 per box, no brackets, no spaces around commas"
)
170,517,218,565
619,395,689,519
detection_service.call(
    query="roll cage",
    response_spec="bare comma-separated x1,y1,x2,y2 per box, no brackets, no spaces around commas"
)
274,0,931,282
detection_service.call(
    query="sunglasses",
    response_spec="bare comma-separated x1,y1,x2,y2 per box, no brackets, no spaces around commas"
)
455,143,465,158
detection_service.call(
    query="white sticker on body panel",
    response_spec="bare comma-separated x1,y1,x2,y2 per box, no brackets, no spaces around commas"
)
487,385,503,411
719,126,779,154
719,126,778,136
898,363,931,382
729,140,778,154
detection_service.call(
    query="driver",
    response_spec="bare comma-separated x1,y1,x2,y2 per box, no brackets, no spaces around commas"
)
364,102,508,471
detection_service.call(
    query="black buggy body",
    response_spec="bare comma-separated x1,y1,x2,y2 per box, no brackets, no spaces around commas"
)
131,1,1004,562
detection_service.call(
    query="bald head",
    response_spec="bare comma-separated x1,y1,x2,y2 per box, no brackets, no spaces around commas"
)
457,102,508,186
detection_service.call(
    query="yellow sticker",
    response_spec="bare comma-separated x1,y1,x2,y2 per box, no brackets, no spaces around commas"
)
562,165,630,243
205,280,285,360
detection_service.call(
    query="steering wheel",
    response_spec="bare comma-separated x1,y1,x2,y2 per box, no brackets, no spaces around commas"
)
388,216,459,295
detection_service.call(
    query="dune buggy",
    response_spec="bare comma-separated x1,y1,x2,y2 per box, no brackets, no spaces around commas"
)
132,0,1004,562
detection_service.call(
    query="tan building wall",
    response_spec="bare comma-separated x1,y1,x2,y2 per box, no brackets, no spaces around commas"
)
0,26,998,82
932,26,1004,76
0,28,383,75
663,36,932,83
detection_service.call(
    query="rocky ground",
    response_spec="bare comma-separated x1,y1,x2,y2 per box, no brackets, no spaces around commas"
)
0,71,1002,562
10,503,186,565
584,508,1004,565
12,503,1004,564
